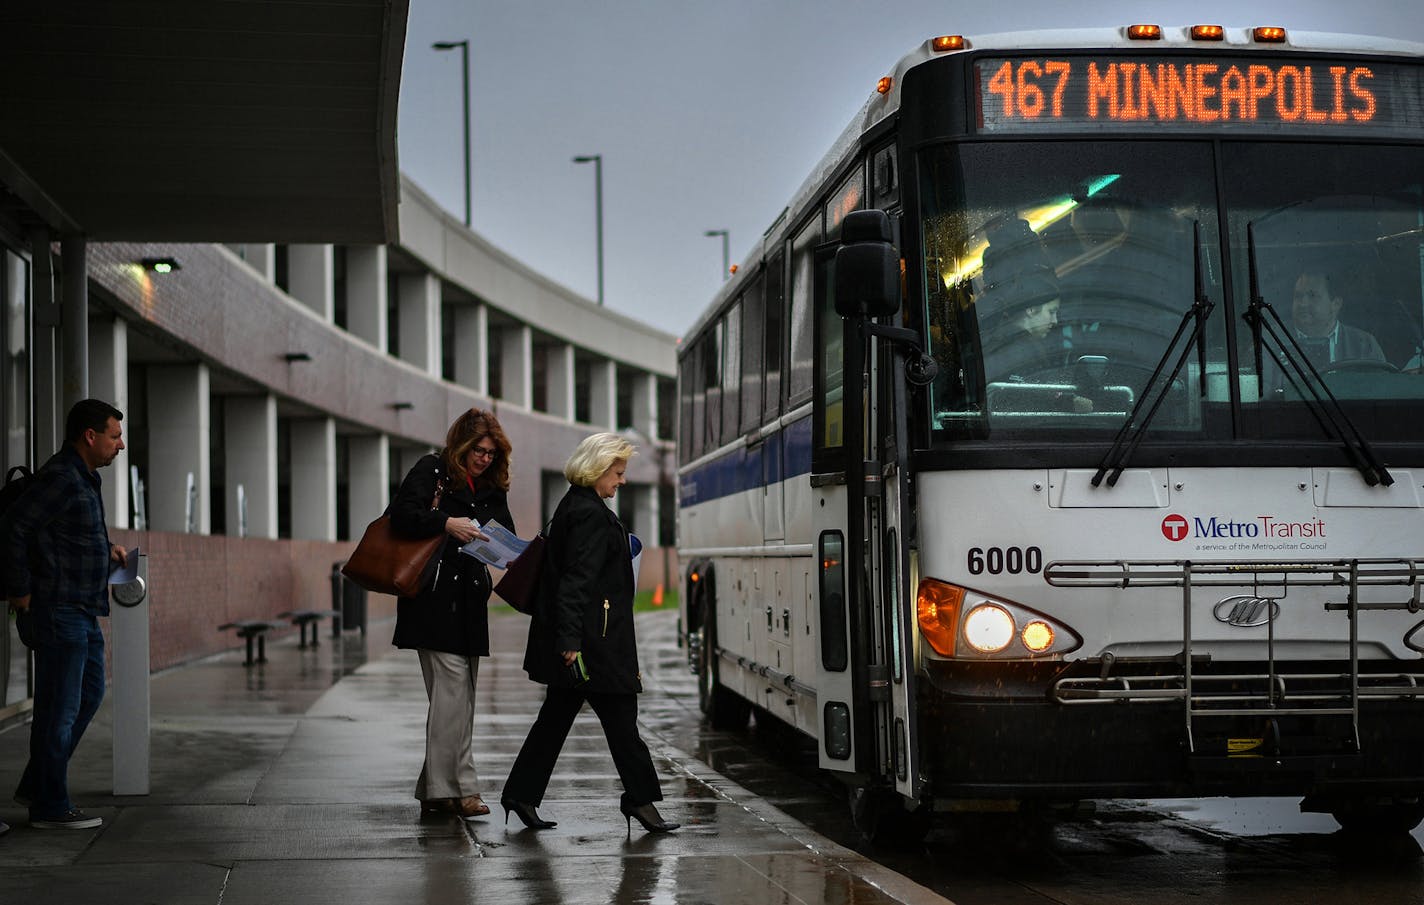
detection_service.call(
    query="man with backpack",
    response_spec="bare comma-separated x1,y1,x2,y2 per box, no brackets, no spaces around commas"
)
1,399,128,830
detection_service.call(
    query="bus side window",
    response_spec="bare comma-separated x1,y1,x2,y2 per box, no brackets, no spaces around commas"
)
722,301,742,443
764,249,786,419
815,246,844,452
825,166,864,242
740,273,766,435
690,337,707,458
872,145,898,209
678,354,696,465
705,318,724,452
788,216,822,405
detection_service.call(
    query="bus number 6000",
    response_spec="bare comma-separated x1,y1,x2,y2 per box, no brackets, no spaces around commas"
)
967,546,1043,575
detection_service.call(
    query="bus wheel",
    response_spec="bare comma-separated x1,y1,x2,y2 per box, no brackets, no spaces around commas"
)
697,600,750,730
1326,797,1424,835
849,785,931,848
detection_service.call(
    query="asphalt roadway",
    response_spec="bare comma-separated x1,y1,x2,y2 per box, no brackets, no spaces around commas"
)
0,609,947,905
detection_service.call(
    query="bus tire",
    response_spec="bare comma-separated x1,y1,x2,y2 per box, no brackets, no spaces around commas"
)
697,597,751,731
1326,796,1424,835
849,785,931,848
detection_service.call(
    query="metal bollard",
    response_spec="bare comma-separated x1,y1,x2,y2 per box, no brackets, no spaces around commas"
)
111,552,150,796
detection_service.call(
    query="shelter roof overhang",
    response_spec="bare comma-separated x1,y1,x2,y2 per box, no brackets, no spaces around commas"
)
0,1,408,244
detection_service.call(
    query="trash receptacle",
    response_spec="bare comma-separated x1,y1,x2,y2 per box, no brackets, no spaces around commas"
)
331,561,368,636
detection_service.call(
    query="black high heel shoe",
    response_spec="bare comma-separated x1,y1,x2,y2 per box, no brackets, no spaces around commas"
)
501,797,556,829
620,800,679,834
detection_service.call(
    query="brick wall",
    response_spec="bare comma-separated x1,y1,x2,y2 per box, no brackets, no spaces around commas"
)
109,528,396,672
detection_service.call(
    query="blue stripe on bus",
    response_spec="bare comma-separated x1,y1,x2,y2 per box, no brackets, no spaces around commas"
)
679,415,812,507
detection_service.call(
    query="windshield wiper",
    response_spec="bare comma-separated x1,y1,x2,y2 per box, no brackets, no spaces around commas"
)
1241,223,1393,487
1093,221,1215,487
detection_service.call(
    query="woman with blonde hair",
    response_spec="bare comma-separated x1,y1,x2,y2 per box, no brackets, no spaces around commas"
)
389,408,514,820
500,432,678,833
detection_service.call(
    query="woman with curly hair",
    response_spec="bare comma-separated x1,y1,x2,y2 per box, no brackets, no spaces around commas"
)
389,408,514,820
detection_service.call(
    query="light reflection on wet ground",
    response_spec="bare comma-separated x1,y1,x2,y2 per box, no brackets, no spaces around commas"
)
633,611,1424,905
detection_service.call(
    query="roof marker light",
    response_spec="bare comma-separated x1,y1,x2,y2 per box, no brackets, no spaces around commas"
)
1191,24,1225,41
1253,26,1287,43
1127,24,1162,40
931,35,966,52
876,76,893,95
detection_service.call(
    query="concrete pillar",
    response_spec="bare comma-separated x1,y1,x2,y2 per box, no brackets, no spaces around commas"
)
224,395,278,539
287,244,334,320
452,304,488,396
500,324,532,408
548,343,576,420
631,482,659,550
228,244,276,282
89,316,130,528
290,417,337,541
30,228,61,455
60,235,88,413
347,434,390,537
590,359,617,430
394,446,433,489
632,372,658,440
147,363,210,534
345,245,388,350
397,272,441,376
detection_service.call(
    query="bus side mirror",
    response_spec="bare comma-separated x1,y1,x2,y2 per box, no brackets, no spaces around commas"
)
835,209,899,319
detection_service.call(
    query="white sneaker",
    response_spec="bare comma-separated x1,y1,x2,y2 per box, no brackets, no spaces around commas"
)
31,809,102,830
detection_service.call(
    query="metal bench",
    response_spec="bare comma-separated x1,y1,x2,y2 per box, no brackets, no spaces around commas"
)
217,619,286,665
277,609,341,648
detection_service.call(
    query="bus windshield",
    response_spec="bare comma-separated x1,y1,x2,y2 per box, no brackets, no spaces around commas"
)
921,140,1424,449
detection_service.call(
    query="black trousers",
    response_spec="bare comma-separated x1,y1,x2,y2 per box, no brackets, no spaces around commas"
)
503,685,662,807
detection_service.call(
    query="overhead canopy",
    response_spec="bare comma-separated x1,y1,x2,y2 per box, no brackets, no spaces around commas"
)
0,1,408,244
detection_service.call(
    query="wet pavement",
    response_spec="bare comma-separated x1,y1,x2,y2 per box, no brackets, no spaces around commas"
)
0,611,947,905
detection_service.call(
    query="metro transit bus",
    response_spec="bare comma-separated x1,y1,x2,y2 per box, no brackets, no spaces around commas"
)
676,23,1424,841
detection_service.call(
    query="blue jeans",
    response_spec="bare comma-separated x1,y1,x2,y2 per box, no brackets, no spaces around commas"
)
16,604,106,819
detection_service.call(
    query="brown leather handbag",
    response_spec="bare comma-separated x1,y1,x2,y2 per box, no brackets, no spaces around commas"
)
492,533,545,615
342,480,446,598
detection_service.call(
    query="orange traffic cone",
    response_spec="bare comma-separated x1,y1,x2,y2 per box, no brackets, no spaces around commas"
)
652,583,664,607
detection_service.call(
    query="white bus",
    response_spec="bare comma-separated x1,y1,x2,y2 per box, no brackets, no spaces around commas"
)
677,24,1424,842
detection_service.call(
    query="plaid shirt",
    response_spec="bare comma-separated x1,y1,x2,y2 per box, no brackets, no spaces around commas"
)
0,446,114,614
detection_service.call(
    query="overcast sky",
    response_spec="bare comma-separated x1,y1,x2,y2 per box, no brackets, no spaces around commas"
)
397,1,1424,337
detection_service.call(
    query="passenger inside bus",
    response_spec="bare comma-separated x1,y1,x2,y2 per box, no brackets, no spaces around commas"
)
974,219,1094,413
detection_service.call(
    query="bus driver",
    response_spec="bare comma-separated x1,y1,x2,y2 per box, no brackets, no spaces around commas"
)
1289,269,1385,368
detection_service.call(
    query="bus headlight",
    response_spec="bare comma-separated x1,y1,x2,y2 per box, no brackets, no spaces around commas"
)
1021,620,1056,653
964,604,1014,653
918,579,1082,660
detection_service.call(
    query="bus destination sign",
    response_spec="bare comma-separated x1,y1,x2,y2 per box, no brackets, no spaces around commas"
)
976,56,1424,137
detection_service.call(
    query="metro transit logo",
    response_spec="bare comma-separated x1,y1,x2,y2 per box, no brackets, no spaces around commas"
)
1159,512,1326,543
1161,513,1190,541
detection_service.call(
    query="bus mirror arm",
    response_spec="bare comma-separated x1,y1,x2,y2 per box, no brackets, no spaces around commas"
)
863,323,940,386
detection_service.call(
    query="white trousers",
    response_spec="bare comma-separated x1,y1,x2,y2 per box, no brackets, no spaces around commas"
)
414,649,481,801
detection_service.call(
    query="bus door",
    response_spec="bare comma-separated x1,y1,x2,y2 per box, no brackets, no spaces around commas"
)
820,208,923,797
871,318,923,801
808,226,866,776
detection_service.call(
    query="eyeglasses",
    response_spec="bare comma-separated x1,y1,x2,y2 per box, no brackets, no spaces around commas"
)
470,447,498,461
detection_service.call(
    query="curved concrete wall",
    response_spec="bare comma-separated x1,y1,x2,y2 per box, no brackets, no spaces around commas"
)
399,177,676,376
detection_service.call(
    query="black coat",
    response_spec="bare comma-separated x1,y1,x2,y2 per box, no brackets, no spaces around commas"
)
522,484,641,694
389,453,514,656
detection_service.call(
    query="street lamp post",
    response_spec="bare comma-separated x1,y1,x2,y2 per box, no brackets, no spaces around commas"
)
432,39,471,227
573,154,604,305
704,229,729,281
